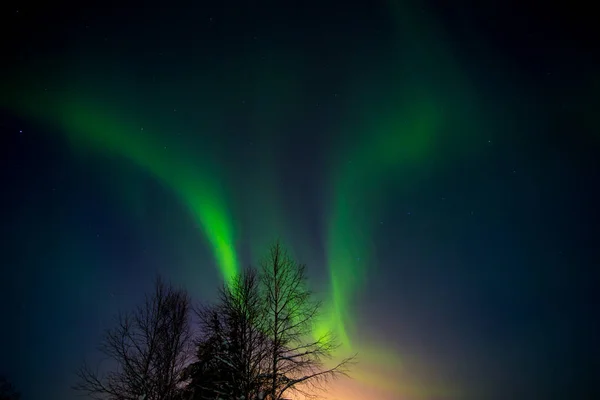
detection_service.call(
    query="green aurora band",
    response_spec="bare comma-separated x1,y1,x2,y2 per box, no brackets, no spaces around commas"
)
7,88,240,285
2,48,307,291
315,0,483,357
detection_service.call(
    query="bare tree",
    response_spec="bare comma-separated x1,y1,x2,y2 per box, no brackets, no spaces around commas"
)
74,276,192,400
187,268,270,400
183,242,356,400
220,267,270,399
261,241,355,400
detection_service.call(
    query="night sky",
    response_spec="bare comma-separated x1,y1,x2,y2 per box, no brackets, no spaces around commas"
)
1,1,598,399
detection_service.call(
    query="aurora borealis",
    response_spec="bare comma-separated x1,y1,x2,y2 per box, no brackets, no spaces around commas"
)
1,1,598,399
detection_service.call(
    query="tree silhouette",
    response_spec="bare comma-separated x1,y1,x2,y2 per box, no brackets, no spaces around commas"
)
186,268,270,400
261,241,355,400
74,244,356,400
187,242,354,400
219,267,271,399
0,376,20,400
74,276,192,400
181,308,231,399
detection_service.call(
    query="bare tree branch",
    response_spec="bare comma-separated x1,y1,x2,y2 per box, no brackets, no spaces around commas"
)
188,268,271,400
182,241,357,400
73,276,192,400
261,241,356,400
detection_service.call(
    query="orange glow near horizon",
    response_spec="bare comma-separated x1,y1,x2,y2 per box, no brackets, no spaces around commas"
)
285,341,462,400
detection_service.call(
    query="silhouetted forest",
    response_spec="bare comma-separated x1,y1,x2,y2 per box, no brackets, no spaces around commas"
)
74,242,355,400
0,376,20,400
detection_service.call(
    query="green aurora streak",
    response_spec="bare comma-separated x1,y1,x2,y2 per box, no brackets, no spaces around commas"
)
7,89,240,284
3,49,306,291
317,0,483,353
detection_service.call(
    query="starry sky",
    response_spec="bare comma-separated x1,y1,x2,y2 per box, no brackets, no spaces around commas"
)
0,1,598,399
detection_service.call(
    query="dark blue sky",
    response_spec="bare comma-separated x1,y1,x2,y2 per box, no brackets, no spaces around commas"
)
1,1,598,399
